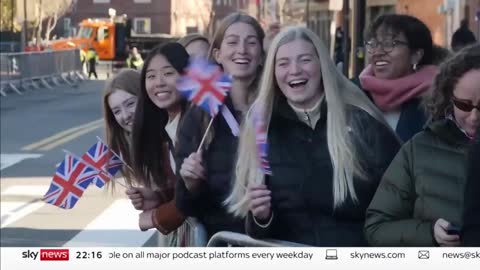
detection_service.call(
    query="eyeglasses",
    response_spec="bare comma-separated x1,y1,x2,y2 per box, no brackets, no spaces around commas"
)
452,96,480,112
365,39,409,53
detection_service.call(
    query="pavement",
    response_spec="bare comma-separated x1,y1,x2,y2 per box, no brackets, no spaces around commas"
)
1,80,160,247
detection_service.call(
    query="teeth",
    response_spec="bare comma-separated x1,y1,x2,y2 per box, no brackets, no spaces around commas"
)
233,59,249,64
155,92,169,98
290,79,307,84
375,61,389,66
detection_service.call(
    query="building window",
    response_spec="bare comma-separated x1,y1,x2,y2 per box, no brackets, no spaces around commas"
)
133,18,151,34
93,0,110,3
133,0,151,3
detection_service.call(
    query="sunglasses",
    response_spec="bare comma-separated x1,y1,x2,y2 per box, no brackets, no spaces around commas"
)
452,96,480,112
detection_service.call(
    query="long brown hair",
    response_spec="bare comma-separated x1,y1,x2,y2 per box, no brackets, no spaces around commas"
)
208,12,265,100
194,12,265,148
102,68,141,186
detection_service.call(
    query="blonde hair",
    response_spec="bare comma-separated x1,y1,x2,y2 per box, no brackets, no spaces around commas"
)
226,26,393,217
102,68,141,188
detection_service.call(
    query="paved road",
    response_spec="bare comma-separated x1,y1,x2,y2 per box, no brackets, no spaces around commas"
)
0,80,159,247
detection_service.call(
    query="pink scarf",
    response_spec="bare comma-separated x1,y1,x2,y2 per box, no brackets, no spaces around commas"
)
359,65,438,111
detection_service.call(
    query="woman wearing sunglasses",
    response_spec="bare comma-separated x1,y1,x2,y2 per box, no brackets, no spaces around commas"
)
358,14,438,142
365,44,480,247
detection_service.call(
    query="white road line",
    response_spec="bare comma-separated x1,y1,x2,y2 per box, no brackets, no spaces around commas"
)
64,199,156,247
0,153,42,171
2,185,48,197
1,201,45,228
1,185,48,228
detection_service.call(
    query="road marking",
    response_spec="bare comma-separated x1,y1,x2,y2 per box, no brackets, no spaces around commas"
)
64,199,156,247
1,185,48,197
1,201,45,228
22,119,103,151
37,122,102,151
0,153,42,171
1,185,48,228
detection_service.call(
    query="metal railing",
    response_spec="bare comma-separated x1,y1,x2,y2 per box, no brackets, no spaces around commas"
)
0,49,85,97
207,231,311,247
157,217,208,247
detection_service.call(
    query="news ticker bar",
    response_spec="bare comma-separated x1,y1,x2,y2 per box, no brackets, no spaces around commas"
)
1,247,479,270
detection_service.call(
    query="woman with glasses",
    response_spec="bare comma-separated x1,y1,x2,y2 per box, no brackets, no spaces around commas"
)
359,14,438,142
365,44,480,247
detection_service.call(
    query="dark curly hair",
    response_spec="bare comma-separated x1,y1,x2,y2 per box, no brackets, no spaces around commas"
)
425,44,480,121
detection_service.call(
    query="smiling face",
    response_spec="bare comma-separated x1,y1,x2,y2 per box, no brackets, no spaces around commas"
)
108,89,138,133
367,28,422,80
144,54,183,111
213,22,263,80
452,69,480,137
274,39,323,109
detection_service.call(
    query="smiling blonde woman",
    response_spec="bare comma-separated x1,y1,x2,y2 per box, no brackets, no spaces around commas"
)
225,26,400,246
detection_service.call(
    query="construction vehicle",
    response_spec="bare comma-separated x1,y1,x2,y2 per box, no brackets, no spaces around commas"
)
50,15,177,62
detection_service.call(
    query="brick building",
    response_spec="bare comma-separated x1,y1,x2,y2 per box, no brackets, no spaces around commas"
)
56,0,256,39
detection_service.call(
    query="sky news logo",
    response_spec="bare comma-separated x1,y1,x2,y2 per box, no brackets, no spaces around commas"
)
22,249,69,261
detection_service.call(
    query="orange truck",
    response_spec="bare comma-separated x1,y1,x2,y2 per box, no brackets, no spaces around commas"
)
50,16,177,61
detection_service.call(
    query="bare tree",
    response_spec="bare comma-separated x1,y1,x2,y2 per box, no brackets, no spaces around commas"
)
42,0,73,41
24,0,72,43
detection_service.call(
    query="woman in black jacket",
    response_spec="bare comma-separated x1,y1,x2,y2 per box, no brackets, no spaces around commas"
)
175,12,265,239
225,26,401,246
463,126,480,246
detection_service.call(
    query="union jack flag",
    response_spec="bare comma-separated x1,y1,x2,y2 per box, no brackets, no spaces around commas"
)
43,154,97,209
252,106,272,175
177,58,232,116
81,140,123,188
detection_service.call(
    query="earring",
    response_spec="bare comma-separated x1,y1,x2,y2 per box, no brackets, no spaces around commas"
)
413,63,418,71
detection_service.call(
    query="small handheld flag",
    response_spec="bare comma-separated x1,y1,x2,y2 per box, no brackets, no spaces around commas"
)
43,153,97,209
81,139,124,188
177,58,232,116
252,105,272,175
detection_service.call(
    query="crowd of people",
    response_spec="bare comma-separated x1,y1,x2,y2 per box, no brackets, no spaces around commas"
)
100,12,479,247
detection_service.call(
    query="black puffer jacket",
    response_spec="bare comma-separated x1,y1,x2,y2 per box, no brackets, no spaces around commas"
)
463,128,480,246
175,98,244,239
246,97,401,246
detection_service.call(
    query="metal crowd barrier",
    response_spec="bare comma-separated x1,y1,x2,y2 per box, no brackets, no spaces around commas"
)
0,49,85,97
157,217,208,247
207,231,311,247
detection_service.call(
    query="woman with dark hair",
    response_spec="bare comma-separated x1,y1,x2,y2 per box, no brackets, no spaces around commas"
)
359,14,438,142
463,126,480,246
365,44,480,246
102,68,141,187
175,12,265,238
126,42,190,240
